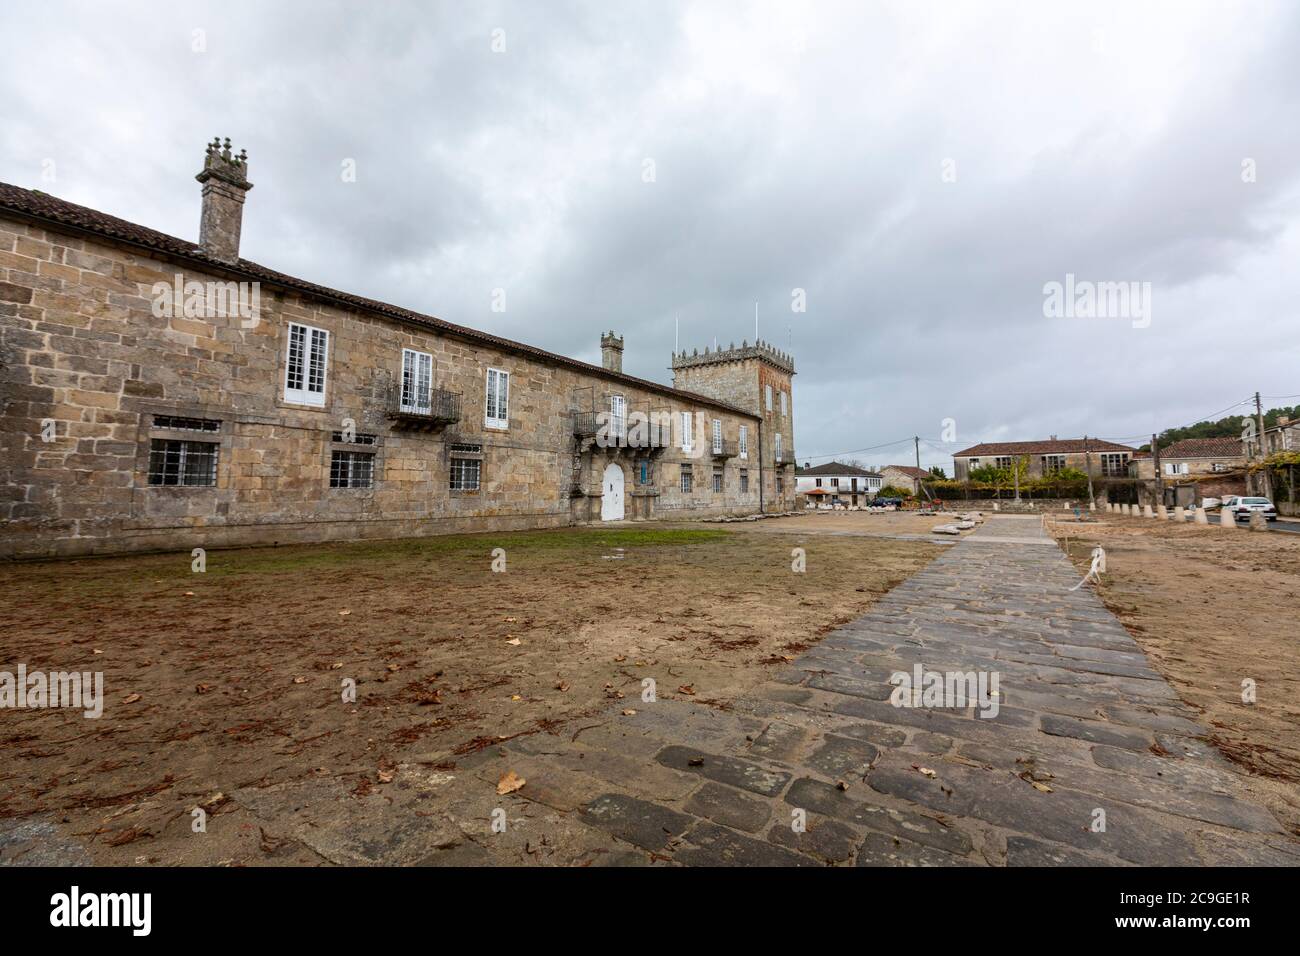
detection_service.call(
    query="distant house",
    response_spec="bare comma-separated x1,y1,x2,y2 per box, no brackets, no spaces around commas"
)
1264,415,1300,455
794,461,882,506
951,439,1137,481
1154,437,1246,477
880,465,931,496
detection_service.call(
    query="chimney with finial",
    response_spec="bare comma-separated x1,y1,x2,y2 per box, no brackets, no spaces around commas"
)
600,330,624,374
195,137,252,263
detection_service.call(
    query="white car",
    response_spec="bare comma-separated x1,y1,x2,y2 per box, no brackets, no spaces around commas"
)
1229,497,1278,522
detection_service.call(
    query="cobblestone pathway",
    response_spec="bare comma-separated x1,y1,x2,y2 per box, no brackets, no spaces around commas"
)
467,515,1300,866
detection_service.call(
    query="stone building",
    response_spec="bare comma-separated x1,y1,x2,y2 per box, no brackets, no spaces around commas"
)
671,340,797,511
0,140,790,559
879,465,930,496
952,438,1137,481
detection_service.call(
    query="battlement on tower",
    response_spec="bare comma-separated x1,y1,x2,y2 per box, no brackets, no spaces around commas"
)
670,338,795,376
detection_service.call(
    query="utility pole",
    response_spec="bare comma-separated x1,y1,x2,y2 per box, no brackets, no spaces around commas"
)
1084,435,1096,506
1152,432,1163,507
1255,391,1271,498
914,436,921,471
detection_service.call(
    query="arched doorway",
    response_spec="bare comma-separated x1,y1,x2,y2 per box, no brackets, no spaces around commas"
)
600,462,625,521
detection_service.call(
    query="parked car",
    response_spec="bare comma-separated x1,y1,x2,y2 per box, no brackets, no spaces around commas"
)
1200,497,1221,511
871,497,903,508
1230,497,1277,522
1221,496,1239,511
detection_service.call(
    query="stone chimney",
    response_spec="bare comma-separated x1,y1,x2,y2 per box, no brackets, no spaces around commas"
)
195,137,253,263
600,331,624,374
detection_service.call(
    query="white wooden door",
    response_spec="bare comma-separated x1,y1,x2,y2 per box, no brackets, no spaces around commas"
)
600,462,624,521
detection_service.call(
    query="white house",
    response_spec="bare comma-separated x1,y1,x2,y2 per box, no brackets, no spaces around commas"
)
794,461,883,507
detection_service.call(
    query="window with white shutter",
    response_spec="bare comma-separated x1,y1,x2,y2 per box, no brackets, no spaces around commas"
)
765,385,773,412
779,390,787,416
284,323,329,407
739,425,748,458
485,368,510,429
611,394,626,442
712,419,722,454
680,411,693,451
401,349,433,414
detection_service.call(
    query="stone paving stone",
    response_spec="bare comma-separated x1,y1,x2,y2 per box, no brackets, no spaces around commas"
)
804,734,880,779
747,720,811,762
581,794,693,852
806,672,895,701
835,721,907,748
768,816,860,863
1040,714,1154,752
909,732,953,755
656,745,792,796
854,830,975,867
683,782,773,833
866,756,1202,865
1004,836,1123,867
784,777,973,855
676,821,816,867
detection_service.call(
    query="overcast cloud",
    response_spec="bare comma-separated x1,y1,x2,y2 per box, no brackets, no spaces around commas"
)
3,0,1299,470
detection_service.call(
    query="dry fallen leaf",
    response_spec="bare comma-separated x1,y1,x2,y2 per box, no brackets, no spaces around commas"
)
496,771,526,795
912,765,937,778
503,616,517,623
511,694,522,701
377,769,395,784
122,693,141,704
506,638,522,646
338,609,351,616
1030,781,1053,793
292,676,307,684
195,683,212,695
621,709,637,717
677,684,696,695
554,680,570,692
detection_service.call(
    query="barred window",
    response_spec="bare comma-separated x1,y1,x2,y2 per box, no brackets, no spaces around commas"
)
680,464,693,493
152,415,220,433
148,439,218,486
330,450,374,488
450,442,482,454
331,431,378,445
740,469,749,494
450,456,481,491
712,469,723,493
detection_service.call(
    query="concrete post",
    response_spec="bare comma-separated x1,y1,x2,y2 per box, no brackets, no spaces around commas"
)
1143,504,1154,518
1220,508,1235,527
1194,507,1209,525
1250,511,1268,532
1174,506,1186,522
1157,504,1168,520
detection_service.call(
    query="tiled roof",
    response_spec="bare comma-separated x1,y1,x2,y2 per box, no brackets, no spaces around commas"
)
1160,437,1245,459
0,181,758,420
883,465,930,480
953,439,1135,457
794,461,882,477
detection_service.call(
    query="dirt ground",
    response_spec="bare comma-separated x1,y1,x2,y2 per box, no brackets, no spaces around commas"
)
1050,513,1300,836
0,525,939,865
728,509,979,537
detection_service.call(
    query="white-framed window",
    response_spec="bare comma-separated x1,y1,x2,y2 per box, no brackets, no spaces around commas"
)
680,463,693,493
1165,462,1190,475
779,390,787,416
680,411,693,451
739,425,748,458
284,322,328,407
611,394,626,442
712,419,722,454
401,348,433,414
775,433,783,461
765,385,773,412
485,368,509,429
831,477,839,487
1211,462,1228,473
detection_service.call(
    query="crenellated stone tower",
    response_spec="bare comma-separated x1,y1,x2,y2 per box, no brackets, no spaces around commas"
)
672,339,795,511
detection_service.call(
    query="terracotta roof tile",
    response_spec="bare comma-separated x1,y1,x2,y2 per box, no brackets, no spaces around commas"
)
953,439,1136,457
1160,437,1245,459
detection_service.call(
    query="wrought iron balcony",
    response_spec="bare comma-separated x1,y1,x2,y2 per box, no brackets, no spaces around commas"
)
711,439,739,459
572,411,599,438
778,449,796,466
386,384,461,430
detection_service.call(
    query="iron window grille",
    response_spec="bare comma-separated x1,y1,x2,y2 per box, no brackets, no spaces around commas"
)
148,439,218,486
152,415,220,433
680,464,693,493
330,450,374,488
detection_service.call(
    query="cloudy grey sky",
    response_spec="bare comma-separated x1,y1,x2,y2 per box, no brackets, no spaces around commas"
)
4,0,1299,469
